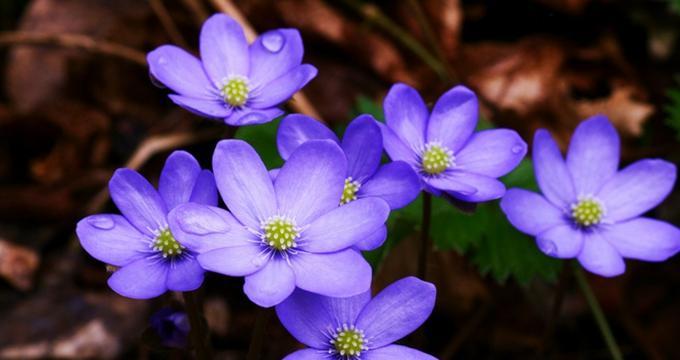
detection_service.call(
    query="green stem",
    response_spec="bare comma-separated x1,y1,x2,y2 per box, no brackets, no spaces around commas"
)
246,307,271,360
418,193,432,280
182,291,211,360
339,0,452,82
572,264,623,360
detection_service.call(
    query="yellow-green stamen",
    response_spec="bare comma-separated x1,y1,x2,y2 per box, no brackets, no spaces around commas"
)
152,228,184,258
330,325,367,358
340,177,361,205
421,142,453,175
262,215,300,251
571,197,604,227
220,76,249,107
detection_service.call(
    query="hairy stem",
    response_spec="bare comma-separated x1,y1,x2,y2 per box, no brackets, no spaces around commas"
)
183,291,212,360
418,193,432,280
573,264,623,360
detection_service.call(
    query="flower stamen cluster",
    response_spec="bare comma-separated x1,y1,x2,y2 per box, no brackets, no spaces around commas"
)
340,177,361,205
329,324,368,358
152,227,185,258
260,215,301,251
220,76,250,107
571,196,605,227
420,142,454,175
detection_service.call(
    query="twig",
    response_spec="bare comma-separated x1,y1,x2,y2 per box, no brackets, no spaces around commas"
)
573,263,624,360
209,0,323,121
406,0,457,81
339,0,452,83
180,0,210,25
0,31,146,65
150,0,189,48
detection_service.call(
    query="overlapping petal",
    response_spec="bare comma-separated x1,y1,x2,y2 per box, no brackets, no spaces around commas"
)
455,129,527,178
212,140,276,228
277,114,339,160
353,226,387,251
189,170,218,206
244,259,296,307
602,218,680,261
228,106,284,126
249,29,304,87
147,45,213,99
532,129,575,208
159,151,201,210
168,95,232,119
358,162,421,209
77,214,148,267
274,140,346,225
199,14,249,82
198,244,267,276
249,64,317,109
292,250,371,298
166,257,204,292
364,345,437,360
500,189,565,236
108,257,168,299
384,83,428,151
168,203,246,253
376,121,418,166
577,231,625,277
342,115,383,182
536,223,583,258
442,172,506,202
109,169,168,235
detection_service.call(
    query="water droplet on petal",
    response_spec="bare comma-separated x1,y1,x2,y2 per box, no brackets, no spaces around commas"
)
511,144,525,154
261,31,285,53
539,240,557,256
88,215,115,230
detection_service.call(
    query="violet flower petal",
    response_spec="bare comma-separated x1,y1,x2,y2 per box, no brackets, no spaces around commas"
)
166,257,205,292
189,170,218,206
566,114,619,195
536,223,584,258
107,257,169,299
199,14,249,82
426,85,478,153
292,250,371,298
577,231,625,277
159,151,201,210
274,140,346,225
227,106,284,126
76,214,148,267
358,162,421,210
500,189,564,236
597,159,676,223
198,244,267,276
282,349,323,360
168,94,232,119
342,115,383,182
384,83,428,151
364,345,437,360
533,129,576,208
244,258,296,307
249,64,317,109
455,129,527,178
302,198,389,253
376,121,419,166
354,225,387,251
443,172,506,202
249,29,303,87
275,289,371,349
277,114,339,161
603,218,680,261
356,277,436,348
147,45,214,99
212,140,277,228
168,203,239,253
109,169,168,235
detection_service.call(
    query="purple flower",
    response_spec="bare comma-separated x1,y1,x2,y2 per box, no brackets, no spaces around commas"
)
378,83,527,202
76,151,218,299
168,139,389,307
147,14,317,126
501,115,680,277
276,114,421,250
150,308,190,349
275,276,437,360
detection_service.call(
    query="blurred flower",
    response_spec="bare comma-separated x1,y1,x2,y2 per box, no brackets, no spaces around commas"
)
150,308,190,349
168,140,388,307
501,115,680,277
275,114,420,250
276,276,437,360
378,83,527,201
147,14,317,126
77,151,218,298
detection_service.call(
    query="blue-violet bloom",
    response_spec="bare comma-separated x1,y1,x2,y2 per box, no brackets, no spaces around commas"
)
276,113,421,250
147,14,317,126
77,151,218,298
276,276,437,360
378,83,527,202
150,308,190,349
168,139,389,307
501,115,680,277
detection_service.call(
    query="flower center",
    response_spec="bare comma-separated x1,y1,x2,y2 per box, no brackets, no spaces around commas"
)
340,177,361,205
220,76,249,107
330,325,367,358
571,197,604,227
261,215,300,251
421,142,454,175
152,228,184,258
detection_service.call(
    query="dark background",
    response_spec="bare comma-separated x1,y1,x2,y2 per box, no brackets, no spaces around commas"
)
1,0,679,358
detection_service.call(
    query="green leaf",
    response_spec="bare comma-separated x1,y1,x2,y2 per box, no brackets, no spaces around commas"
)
233,117,283,169
351,95,384,121
665,82,680,141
